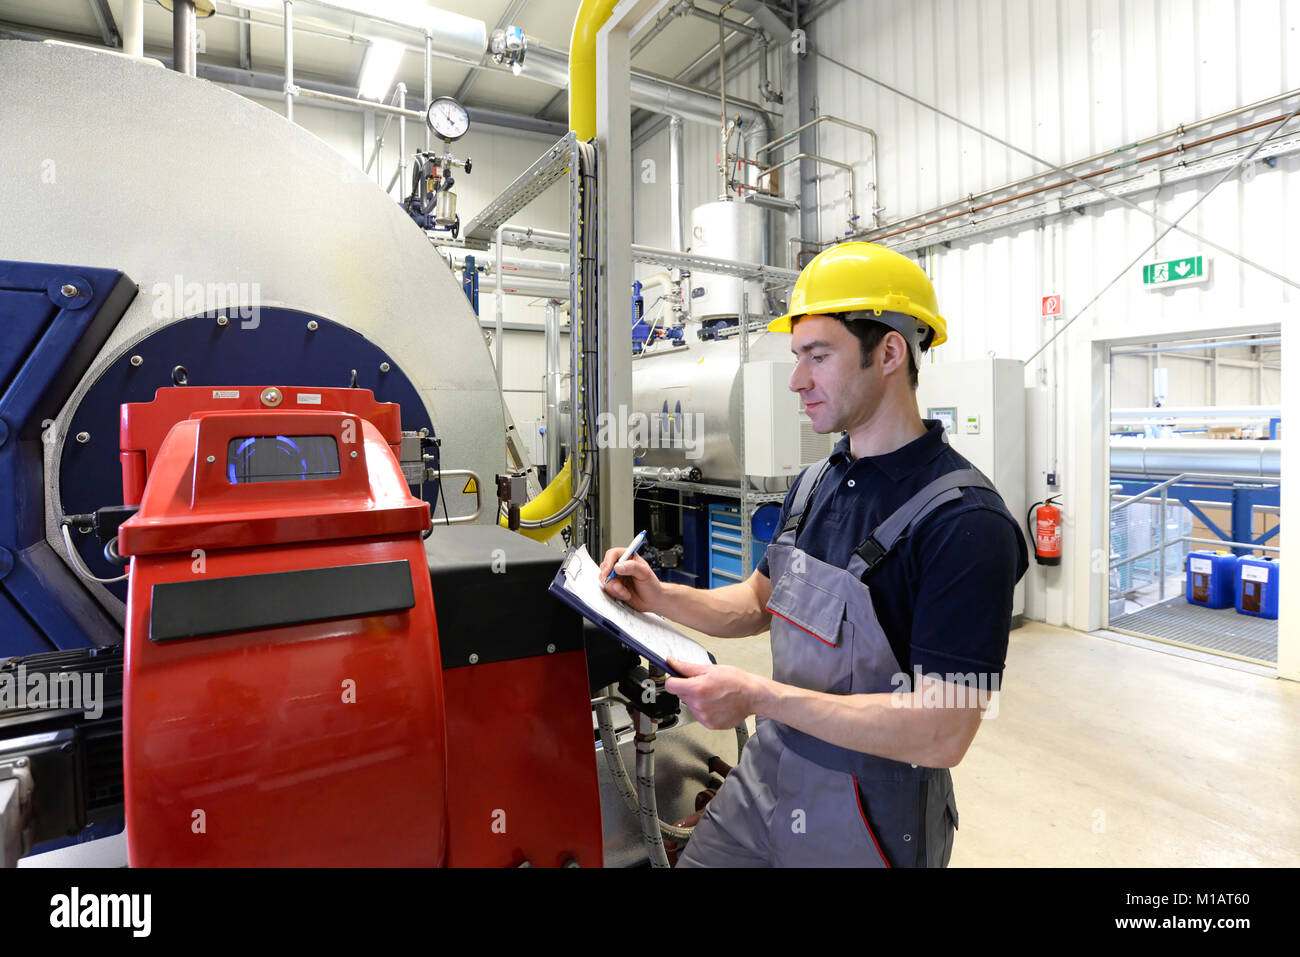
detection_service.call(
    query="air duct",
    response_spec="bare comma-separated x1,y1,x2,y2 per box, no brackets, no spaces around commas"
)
1110,438,1282,480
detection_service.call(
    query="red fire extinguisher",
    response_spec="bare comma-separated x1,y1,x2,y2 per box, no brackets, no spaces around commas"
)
1027,496,1062,566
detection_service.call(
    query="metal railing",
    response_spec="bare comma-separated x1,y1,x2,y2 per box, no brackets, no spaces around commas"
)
1109,472,1282,604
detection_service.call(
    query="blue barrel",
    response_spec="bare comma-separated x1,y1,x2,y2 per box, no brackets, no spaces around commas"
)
1185,550,1236,609
1235,556,1280,620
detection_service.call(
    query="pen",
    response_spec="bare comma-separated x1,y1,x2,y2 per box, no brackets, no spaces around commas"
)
605,530,648,583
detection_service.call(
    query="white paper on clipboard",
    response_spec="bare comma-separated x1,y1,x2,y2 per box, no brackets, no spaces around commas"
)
557,545,714,669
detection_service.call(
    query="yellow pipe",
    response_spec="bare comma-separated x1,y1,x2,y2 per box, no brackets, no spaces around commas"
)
501,0,613,541
502,456,575,542
568,0,621,138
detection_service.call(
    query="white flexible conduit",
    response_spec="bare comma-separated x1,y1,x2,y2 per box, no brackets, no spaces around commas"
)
60,523,127,584
595,686,752,855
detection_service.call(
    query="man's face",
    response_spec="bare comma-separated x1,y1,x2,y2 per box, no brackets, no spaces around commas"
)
787,314,883,434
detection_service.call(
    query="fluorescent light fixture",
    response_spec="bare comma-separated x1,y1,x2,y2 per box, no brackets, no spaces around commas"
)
358,38,404,101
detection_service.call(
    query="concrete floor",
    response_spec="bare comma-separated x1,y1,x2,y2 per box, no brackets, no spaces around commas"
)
686,620,1300,867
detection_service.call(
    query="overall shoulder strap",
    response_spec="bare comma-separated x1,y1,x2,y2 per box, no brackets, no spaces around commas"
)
776,456,833,544
850,468,997,579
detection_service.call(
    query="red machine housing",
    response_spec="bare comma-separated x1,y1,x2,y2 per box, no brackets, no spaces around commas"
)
115,386,604,867
118,387,446,866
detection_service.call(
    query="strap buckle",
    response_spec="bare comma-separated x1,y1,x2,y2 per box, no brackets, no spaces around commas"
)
854,536,888,575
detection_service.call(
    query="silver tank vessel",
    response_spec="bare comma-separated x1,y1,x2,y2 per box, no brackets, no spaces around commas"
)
631,333,833,485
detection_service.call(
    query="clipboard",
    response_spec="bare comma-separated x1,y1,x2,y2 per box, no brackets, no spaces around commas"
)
549,545,716,677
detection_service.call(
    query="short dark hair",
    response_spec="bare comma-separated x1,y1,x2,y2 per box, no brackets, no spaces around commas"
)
795,314,920,389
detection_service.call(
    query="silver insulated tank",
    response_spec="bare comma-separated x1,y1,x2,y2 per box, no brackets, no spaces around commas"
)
688,200,764,321
631,333,836,485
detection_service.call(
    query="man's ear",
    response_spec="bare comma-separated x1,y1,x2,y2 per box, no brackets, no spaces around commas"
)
879,330,911,377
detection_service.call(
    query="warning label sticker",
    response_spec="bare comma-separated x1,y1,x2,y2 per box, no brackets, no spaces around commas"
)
212,390,240,399
462,477,478,495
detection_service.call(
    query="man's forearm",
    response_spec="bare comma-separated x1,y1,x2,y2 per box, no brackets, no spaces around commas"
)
656,580,770,638
751,678,981,769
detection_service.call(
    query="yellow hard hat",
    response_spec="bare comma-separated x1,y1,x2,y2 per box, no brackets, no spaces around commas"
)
768,242,948,348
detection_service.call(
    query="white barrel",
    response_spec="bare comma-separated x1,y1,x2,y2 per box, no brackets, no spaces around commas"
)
688,201,764,321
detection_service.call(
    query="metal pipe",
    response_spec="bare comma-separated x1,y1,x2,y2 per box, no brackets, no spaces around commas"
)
668,114,685,251
173,0,196,76
495,224,505,388
437,247,569,277
718,12,729,200
520,41,772,155
631,0,690,58
1112,404,1280,423
757,113,877,225
863,104,1300,245
397,83,407,200
302,84,422,122
687,1,765,40
1112,337,1281,357
424,31,432,150
282,0,293,121
477,277,571,299
545,300,562,475
760,151,856,226
123,0,143,57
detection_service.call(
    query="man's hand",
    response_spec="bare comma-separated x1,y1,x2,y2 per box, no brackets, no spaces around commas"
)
598,547,665,613
664,657,765,730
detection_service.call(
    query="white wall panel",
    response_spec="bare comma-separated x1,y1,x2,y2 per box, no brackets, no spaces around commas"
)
790,0,1297,634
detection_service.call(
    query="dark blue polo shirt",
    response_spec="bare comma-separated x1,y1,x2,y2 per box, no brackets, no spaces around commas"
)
757,419,1028,683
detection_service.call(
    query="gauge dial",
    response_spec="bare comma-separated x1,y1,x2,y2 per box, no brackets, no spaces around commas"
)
426,96,470,142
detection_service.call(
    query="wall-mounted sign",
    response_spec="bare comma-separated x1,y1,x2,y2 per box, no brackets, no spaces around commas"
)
1142,255,1209,288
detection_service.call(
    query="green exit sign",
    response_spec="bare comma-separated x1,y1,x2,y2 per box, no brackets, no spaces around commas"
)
1142,255,1209,288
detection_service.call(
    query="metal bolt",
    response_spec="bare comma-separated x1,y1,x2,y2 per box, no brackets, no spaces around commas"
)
379,361,391,373
60,284,79,298
76,431,90,444
350,450,358,459
468,653,479,664
216,315,229,326
14,758,26,767
307,320,318,331
78,526,92,535
260,387,283,407
130,355,143,367
206,455,216,463
546,643,556,654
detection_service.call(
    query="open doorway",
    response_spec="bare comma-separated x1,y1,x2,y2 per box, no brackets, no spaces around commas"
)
1105,330,1281,666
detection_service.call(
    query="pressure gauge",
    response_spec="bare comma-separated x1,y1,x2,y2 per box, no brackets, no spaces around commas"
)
426,96,470,142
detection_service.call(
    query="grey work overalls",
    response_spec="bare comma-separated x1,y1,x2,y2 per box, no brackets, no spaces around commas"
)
679,460,999,868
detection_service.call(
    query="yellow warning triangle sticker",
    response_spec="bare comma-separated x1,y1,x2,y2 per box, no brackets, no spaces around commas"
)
461,476,478,495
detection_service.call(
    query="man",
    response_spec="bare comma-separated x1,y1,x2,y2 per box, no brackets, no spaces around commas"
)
599,242,1028,868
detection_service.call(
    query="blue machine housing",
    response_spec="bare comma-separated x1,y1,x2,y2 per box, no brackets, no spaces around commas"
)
0,260,135,657
1,260,440,657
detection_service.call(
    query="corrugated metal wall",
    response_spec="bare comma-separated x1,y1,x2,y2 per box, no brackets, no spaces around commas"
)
630,0,1295,631
805,0,1297,629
